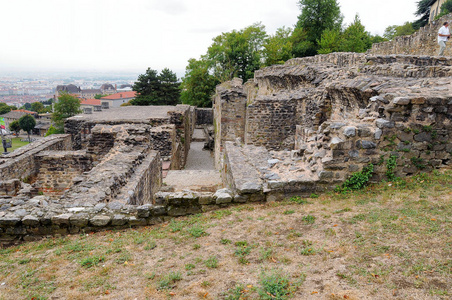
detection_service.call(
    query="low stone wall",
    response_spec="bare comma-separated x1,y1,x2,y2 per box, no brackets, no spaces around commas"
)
195,108,214,125
115,151,162,205
0,134,72,181
368,13,452,57
0,179,21,196
34,151,93,198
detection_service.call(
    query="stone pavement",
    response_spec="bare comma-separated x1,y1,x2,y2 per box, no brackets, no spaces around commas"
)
163,130,221,192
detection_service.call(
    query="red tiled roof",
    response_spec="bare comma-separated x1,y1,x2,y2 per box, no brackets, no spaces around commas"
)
13,109,37,114
80,99,101,106
101,91,136,100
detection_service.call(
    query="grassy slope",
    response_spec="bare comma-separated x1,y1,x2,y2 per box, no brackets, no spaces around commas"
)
0,171,451,300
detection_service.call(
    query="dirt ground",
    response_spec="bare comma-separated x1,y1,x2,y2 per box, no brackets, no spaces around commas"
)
0,172,451,300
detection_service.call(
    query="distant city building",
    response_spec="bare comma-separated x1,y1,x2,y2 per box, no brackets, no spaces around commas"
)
0,109,38,130
55,83,117,100
81,89,102,99
100,91,136,108
430,0,447,23
80,99,102,113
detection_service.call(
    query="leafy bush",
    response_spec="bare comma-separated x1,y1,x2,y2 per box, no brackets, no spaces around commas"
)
335,164,374,193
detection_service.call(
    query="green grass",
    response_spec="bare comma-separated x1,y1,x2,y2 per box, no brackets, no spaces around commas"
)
8,137,29,152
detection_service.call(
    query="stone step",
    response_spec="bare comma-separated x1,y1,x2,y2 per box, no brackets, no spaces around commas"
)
163,170,222,192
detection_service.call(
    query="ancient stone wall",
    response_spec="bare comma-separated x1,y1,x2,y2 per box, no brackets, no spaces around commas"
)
195,108,214,125
34,151,93,198
115,151,161,205
0,134,72,181
369,13,452,57
214,78,247,168
216,53,452,199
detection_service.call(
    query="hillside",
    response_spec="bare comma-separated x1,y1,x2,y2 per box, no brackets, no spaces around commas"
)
0,170,451,299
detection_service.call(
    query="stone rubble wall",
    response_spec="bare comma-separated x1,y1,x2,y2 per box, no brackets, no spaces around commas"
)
214,78,247,168
34,151,93,198
0,134,72,181
114,151,161,205
195,108,214,126
0,179,21,196
368,13,452,57
216,52,452,198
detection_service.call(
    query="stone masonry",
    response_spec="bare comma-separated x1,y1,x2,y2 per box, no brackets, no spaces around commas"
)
216,52,452,201
369,13,452,57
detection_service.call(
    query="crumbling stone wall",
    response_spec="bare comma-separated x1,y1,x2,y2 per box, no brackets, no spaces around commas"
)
369,13,452,57
34,151,93,198
195,108,214,126
216,52,452,200
214,78,247,168
0,134,72,181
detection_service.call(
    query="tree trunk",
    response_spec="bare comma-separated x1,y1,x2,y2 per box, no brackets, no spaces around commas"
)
27,131,31,143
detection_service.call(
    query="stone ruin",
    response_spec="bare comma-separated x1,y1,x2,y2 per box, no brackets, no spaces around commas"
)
0,51,451,245
217,53,452,202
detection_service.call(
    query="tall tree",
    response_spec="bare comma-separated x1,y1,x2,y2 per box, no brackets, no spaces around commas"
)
384,22,415,40
181,58,219,107
52,93,81,132
340,15,372,53
293,0,343,57
0,103,14,115
9,120,21,136
413,0,436,30
207,23,267,82
158,68,181,106
131,68,180,106
18,114,36,143
31,102,45,113
317,28,342,54
263,26,293,66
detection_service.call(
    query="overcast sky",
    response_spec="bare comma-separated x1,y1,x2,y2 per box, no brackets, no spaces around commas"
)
1,0,419,76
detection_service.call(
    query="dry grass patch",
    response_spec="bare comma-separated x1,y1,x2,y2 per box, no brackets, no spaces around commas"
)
0,170,451,299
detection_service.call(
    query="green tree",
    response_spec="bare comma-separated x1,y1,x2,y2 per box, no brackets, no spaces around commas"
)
31,102,45,113
263,26,293,66
181,58,220,107
52,93,81,131
45,125,61,136
383,22,415,40
207,23,267,82
293,0,343,57
9,120,21,136
317,28,342,54
131,67,181,106
370,35,387,44
0,103,13,115
20,103,32,110
157,68,181,106
94,94,107,99
413,0,436,30
340,15,372,53
18,114,36,143
131,68,161,105
436,0,452,19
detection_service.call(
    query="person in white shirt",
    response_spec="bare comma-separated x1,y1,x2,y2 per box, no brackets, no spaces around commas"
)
438,22,450,56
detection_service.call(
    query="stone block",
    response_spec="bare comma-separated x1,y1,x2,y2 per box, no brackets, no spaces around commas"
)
393,97,410,105
236,182,262,194
137,204,152,218
22,215,40,227
111,214,127,226
90,215,111,226
51,213,73,226
70,214,89,227
128,216,147,226
214,188,233,204
343,126,356,137
376,119,394,129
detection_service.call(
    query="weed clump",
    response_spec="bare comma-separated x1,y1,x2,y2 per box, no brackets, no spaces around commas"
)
335,164,374,193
